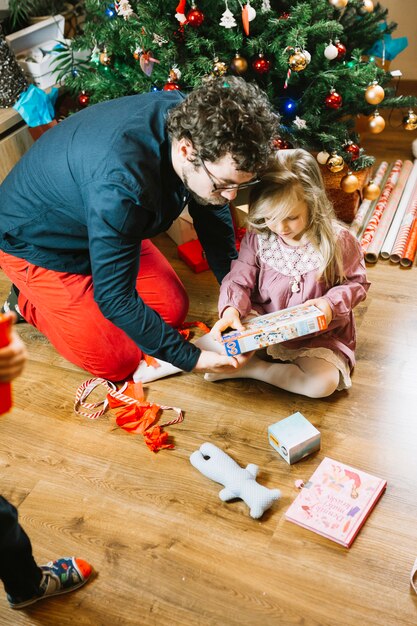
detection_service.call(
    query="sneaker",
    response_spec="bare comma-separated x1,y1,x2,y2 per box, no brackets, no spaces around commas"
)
1,284,26,323
7,557,93,609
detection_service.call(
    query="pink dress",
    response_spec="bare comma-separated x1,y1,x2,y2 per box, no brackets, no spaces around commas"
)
218,226,370,384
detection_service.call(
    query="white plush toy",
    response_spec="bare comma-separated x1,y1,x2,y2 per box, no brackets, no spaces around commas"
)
190,442,281,519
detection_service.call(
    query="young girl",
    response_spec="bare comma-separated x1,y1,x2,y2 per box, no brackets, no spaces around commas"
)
206,148,370,398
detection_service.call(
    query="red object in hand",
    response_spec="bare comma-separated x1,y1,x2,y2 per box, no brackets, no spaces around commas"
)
177,239,209,273
0,314,12,416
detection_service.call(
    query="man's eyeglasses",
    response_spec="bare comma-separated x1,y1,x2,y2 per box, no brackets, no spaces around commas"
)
199,157,260,193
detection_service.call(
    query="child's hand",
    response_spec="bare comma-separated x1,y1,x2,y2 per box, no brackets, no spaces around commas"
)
210,307,245,343
305,298,333,326
0,314,27,382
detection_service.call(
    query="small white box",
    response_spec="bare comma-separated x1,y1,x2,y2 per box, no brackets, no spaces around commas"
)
268,412,321,465
6,15,67,89
166,207,197,245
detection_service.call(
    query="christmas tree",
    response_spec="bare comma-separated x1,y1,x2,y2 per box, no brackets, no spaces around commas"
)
59,0,417,173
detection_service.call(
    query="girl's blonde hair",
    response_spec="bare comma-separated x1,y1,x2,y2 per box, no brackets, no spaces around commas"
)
247,148,345,285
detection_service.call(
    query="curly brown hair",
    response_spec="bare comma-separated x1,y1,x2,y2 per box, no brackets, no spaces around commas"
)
166,76,279,174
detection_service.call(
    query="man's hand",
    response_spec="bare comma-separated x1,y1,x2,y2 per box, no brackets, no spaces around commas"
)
193,349,252,374
209,306,245,343
0,313,27,382
305,298,333,326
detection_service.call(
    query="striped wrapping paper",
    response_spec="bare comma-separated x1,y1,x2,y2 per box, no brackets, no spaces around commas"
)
390,170,417,263
365,161,413,263
361,160,403,253
400,215,417,267
380,160,417,259
349,161,389,239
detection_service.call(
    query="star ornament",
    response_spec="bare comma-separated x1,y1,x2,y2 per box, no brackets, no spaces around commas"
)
293,116,307,129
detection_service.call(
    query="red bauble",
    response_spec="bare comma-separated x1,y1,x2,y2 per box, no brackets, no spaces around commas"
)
273,137,291,150
335,41,346,59
344,142,360,160
78,91,90,107
279,12,290,19
251,54,271,75
163,81,180,91
325,90,343,109
186,7,205,27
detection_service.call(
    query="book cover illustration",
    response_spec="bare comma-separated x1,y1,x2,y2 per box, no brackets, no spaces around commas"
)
221,303,327,356
285,457,387,547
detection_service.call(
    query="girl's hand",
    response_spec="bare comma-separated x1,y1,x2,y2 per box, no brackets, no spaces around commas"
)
210,306,245,343
193,349,250,373
305,298,333,326
0,314,27,383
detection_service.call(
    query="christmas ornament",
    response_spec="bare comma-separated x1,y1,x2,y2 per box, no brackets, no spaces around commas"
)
133,47,141,61
324,42,338,60
252,53,271,75
363,181,381,200
220,4,237,28
230,53,248,75
212,57,228,77
288,49,308,72
279,98,298,118
403,110,417,131
341,171,359,193
241,4,249,36
293,116,307,129
273,137,291,150
279,12,290,19
335,40,346,59
175,0,187,22
261,0,271,11
317,151,330,165
343,141,360,160
187,4,205,28
163,81,180,91
327,153,345,173
360,0,374,13
78,91,90,107
325,89,343,109
365,82,385,105
246,2,257,21
115,1,134,19
152,33,169,47
99,49,112,66
0,25,29,108
302,49,311,65
368,111,385,134
329,0,348,7
105,4,117,19
140,51,159,77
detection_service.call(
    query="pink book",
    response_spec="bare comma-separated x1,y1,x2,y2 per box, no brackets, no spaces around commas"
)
285,457,387,547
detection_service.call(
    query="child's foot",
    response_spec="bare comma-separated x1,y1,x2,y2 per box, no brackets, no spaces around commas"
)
7,557,93,609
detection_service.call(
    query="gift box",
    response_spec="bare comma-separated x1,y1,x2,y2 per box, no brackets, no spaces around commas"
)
268,412,321,465
166,207,197,245
177,238,209,273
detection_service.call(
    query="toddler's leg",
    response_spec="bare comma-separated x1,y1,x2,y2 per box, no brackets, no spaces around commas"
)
205,354,340,398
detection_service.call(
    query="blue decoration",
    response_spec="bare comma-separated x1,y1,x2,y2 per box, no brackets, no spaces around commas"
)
366,22,408,61
279,98,298,119
150,85,159,92
13,85,58,127
105,4,117,19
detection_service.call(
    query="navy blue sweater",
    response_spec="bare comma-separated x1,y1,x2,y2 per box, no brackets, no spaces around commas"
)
0,91,237,371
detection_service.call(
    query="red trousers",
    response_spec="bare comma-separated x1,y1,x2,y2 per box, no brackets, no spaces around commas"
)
0,241,189,381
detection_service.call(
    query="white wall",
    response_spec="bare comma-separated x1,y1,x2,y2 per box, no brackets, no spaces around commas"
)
381,0,417,80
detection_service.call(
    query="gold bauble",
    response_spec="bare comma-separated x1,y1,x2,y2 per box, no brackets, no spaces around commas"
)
212,58,228,77
327,153,345,173
99,50,112,66
365,83,385,105
329,0,348,7
230,53,248,75
317,150,330,165
368,113,385,134
288,51,308,72
361,0,374,12
363,181,381,201
341,172,360,193
403,111,417,131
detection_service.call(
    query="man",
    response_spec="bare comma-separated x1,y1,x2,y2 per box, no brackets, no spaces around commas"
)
0,313,93,609
0,76,278,381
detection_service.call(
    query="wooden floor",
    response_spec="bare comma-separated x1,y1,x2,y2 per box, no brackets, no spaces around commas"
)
1,116,417,626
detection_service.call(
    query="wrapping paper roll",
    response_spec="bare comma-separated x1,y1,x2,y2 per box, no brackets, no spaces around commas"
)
365,161,413,263
361,160,403,252
349,161,389,239
390,171,417,263
380,160,417,259
400,216,417,267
